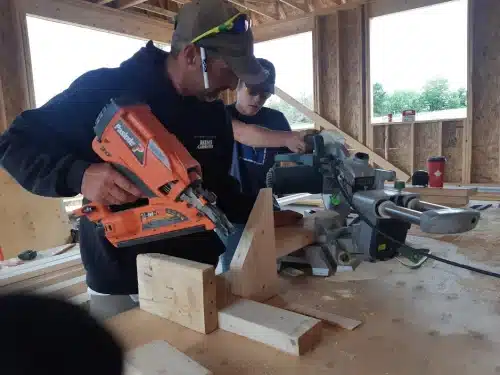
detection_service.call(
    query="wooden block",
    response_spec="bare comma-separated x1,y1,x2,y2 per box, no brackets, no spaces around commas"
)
137,254,217,334
226,188,279,302
215,274,239,310
124,340,213,375
285,303,362,331
218,299,322,356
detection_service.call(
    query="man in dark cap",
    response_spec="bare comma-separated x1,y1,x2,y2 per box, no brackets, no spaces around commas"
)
218,58,306,272
0,0,300,319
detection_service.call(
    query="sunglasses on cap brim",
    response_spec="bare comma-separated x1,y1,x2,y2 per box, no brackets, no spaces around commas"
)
189,13,251,44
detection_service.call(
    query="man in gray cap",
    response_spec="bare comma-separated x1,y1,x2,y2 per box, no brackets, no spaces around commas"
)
0,0,301,319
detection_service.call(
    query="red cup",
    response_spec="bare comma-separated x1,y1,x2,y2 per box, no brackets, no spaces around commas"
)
427,156,446,188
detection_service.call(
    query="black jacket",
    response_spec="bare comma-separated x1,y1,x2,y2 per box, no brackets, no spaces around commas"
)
0,41,255,294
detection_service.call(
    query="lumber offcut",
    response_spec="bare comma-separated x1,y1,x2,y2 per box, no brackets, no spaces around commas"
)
285,302,362,330
218,299,322,356
137,254,217,334
226,188,279,301
124,340,213,375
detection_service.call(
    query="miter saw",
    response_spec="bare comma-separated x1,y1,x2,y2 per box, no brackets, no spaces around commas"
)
266,131,480,276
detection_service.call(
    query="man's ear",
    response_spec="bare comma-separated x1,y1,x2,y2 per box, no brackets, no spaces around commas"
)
182,44,199,68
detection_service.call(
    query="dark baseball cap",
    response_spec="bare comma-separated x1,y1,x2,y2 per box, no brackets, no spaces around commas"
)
255,58,276,94
171,0,268,85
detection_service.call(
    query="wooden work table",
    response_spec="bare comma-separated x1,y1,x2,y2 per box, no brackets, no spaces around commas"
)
107,229,500,375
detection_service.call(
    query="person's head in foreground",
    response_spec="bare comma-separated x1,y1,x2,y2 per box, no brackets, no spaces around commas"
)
235,58,275,116
0,294,124,375
168,0,268,102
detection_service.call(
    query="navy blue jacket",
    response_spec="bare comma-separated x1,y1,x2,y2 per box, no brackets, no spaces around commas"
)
0,41,255,294
228,104,291,196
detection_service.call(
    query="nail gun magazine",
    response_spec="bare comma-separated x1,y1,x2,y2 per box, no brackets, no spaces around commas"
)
73,98,234,248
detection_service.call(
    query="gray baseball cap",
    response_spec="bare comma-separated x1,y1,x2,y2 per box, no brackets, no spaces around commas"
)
172,0,268,85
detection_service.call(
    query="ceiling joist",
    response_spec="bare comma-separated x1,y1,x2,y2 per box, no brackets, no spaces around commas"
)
116,0,149,9
227,0,278,20
278,0,307,13
134,3,177,19
93,0,365,27
46,0,370,44
276,1,288,19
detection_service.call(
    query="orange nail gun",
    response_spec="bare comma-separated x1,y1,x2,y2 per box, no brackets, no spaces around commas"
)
73,98,234,248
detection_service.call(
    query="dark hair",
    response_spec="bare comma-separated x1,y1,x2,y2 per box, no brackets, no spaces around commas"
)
0,294,124,375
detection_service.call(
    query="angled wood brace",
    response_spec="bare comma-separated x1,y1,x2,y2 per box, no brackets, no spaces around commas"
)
225,188,279,302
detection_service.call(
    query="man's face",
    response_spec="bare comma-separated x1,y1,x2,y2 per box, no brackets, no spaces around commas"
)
178,45,238,101
236,83,271,116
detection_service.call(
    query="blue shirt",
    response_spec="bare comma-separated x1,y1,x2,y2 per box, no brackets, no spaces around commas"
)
227,104,291,196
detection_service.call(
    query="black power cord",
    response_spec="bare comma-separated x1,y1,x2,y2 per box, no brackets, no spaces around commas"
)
335,171,500,279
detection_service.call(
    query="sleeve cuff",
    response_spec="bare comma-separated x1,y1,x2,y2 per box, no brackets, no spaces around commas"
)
66,160,92,195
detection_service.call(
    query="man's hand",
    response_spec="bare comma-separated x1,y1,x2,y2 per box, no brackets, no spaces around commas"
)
274,210,304,227
81,163,142,205
284,129,318,153
284,131,306,153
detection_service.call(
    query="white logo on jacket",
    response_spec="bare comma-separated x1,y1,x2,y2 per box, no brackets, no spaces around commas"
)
197,139,214,149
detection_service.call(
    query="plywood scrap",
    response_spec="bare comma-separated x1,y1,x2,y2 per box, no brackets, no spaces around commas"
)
124,340,213,375
226,188,279,302
218,299,322,356
285,302,362,331
137,254,217,334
